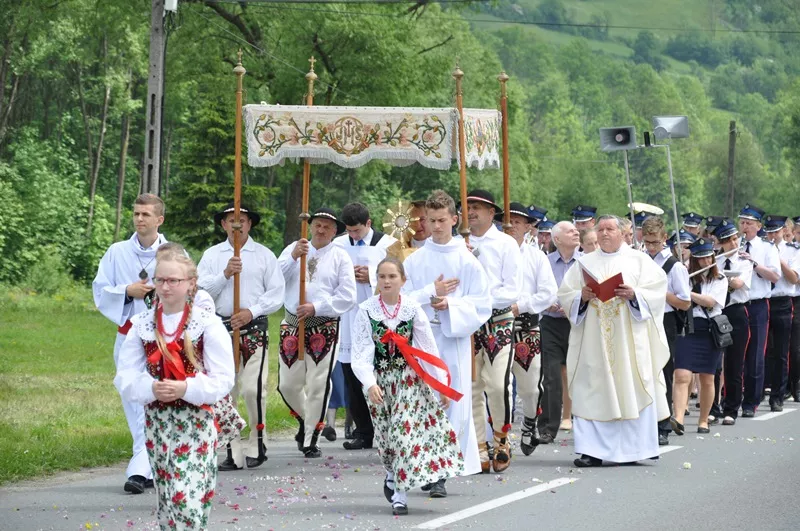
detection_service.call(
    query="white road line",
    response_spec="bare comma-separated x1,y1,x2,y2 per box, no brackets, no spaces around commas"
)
414,477,577,529
753,409,797,421
658,445,683,455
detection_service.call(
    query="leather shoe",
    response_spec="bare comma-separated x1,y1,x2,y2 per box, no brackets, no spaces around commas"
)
538,433,555,445
420,482,433,492
144,478,154,489
429,479,447,498
218,456,242,472
742,409,755,418
321,426,337,441
384,477,395,502
344,424,354,440
708,415,720,426
697,426,710,434
669,416,685,436
770,403,783,412
124,475,147,494
722,416,736,425
658,432,669,446
303,445,322,458
392,502,408,516
246,455,267,468
343,438,373,450
573,454,602,468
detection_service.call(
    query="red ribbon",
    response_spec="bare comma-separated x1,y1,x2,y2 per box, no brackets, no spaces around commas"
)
147,342,188,381
380,330,463,402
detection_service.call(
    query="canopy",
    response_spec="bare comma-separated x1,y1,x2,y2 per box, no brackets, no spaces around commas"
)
244,104,500,171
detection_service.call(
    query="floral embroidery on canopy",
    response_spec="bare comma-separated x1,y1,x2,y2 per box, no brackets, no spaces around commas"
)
460,109,501,170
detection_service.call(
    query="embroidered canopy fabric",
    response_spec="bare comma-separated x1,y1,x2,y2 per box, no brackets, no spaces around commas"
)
244,104,501,171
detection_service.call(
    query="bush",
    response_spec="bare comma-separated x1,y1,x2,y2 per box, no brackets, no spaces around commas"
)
22,246,77,296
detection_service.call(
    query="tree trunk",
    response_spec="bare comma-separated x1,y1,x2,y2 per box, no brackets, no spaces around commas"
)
114,112,131,241
86,83,111,237
284,171,303,247
76,66,95,184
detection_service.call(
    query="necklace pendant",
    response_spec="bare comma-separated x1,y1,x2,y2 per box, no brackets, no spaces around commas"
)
139,269,148,280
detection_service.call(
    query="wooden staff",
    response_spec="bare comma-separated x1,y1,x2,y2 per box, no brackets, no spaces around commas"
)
297,57,318,362
453,64,477,382
498,71,511,235
232,50,246,372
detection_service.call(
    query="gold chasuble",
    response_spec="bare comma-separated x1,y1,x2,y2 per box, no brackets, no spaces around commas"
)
558,244,670,423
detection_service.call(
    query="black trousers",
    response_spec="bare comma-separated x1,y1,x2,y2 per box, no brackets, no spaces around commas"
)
790,297,800,397
658,312,679,433
341,362,374,443
721,303,749,419
538,316,570,438
767,296,793,405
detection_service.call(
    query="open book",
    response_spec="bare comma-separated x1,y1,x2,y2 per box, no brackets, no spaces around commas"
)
582,267,624,303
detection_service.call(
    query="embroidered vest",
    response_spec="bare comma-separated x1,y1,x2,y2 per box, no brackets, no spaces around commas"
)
372,318,413,371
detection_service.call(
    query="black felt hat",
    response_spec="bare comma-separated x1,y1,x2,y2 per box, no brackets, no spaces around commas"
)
457,189,503,216
309,207,346,235
214,202,261,227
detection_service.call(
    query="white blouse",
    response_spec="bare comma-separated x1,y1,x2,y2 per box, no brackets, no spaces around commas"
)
692,276,728,319
350,296,443,391
114,305,235,407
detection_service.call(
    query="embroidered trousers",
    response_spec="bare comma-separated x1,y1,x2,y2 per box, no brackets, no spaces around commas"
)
277,314,340,449
472,309,515,444
511,314,543,424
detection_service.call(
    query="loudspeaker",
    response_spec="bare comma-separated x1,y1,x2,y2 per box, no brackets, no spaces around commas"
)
652,116,689,140
599,126,637,152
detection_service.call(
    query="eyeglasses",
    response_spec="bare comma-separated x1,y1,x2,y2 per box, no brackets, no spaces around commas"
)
642,240,664,248
153,277,188,286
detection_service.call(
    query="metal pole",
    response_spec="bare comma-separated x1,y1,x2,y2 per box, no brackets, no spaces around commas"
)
623,149,637,247
297,57,318,362
665,144,681,243
144,0,166,195
232,50,245,373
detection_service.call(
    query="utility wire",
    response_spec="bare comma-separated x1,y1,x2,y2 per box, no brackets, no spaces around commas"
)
193,7,354,98
202,0,800,35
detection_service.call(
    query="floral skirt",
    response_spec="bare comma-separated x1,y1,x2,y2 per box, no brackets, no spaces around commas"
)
367,365,464,492
213,394,246,447
145,402,218,530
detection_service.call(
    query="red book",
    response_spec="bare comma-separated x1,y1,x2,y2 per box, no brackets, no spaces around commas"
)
582,268,624,303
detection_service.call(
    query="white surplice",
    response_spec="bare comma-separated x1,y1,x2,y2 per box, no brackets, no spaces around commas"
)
402,237,492,475
92,232,167,480
558,243,670,463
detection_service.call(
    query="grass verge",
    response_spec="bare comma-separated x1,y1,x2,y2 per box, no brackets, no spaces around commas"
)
0,285,293,485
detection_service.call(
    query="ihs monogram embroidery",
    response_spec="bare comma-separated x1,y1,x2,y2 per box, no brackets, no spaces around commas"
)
307,256,319,282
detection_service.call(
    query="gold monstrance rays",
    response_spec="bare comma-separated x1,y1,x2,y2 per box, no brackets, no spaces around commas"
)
382,200,419,248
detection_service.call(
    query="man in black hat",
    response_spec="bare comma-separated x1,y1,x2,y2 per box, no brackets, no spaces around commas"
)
506,202,558,455
333,202,397,451
198,202,286,470
277,207,357,458
464,189,522,473
572,205,597,230
764,216,799,412
681,212,704,236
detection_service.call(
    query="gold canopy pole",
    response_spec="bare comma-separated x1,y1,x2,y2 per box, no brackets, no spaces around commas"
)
232,50,246,372
498,71,512,235
297,57,318,362
453,64,477,382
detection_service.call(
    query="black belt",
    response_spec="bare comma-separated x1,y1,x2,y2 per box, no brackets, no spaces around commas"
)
491,307,512,318
771,296,792,303
218,313,268,334
515,312,539,329
746,298,767,306
284,310,339,328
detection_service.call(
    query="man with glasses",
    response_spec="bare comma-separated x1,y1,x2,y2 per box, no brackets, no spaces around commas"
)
641,216,691,445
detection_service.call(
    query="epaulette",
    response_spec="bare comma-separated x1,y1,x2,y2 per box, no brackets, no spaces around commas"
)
788,241,800,250
761,237,773,245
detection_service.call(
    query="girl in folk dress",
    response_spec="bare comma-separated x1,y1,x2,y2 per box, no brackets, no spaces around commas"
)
351,258,464,515
115,253,236,530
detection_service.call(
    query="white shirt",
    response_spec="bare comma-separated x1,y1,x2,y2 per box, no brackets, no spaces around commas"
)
114,305,235,406
743,236,781,300
332,229,396,363
716,253,753,306
651,248,691,313
278,241,357,317
517,242,558,315
197,237,285,318
93,233,167,327
411,238,426,249
772,241,800,297
692,276,728,319
469,224,522,310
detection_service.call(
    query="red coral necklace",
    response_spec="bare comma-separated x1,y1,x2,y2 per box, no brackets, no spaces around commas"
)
156,303,190,340
379,295,402,320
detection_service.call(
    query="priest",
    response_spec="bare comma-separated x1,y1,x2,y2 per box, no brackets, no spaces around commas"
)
558,215,670,467
403,190,491,497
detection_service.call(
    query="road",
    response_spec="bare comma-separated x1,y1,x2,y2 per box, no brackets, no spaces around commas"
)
3,401,800,530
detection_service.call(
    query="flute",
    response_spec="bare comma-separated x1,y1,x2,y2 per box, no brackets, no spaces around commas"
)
687,247,740,278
